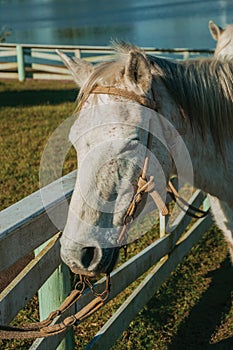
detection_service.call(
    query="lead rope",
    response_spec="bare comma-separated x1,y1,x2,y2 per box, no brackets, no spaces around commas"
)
0,275,111,339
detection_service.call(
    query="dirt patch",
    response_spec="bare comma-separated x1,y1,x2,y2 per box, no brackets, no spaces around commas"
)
0,254,34,293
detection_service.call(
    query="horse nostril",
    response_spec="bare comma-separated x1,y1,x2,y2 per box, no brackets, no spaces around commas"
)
81,247,96,268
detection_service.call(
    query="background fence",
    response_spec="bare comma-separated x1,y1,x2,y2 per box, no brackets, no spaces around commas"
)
0,43,214,81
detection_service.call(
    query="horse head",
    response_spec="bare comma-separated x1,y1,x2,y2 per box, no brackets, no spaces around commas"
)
58,46,174,276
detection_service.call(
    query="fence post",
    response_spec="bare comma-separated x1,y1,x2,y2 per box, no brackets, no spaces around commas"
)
183,51,190,60
16,44,25,81
35,242,75,350
75,49,81,59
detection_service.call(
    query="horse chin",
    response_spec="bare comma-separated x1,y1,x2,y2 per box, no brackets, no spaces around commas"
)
70,267,97,277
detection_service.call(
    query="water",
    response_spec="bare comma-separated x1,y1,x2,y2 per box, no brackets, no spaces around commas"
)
0,0,233,49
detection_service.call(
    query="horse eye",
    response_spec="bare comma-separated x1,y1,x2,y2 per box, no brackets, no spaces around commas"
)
130,136,140,142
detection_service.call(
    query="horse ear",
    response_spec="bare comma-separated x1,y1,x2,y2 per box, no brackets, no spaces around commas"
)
125,50,152,94
209,20,223,40
56,50,94,87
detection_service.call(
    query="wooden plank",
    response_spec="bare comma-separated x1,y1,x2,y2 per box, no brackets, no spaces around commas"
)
31,63,68,74
0,169,76,237
0,72,18,79
0,62,17,70
0,233,61,324
86,214,213,349
0,50,16,57
31,51,60,61
33,73,72,81
0,171,76,272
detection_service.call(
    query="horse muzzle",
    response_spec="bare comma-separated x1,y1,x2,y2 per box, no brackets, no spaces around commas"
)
60,238,120,277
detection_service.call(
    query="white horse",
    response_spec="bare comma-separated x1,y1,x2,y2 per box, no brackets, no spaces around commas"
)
209,20,233,59
58,43,233,277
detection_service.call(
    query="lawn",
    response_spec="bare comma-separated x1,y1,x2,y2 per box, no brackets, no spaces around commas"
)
0,79,232,350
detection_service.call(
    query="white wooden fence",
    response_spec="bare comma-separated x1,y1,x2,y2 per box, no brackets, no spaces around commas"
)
0,168,212,350
0,43,214,81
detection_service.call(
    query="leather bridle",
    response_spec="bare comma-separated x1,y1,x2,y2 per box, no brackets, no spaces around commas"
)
0,85,209,340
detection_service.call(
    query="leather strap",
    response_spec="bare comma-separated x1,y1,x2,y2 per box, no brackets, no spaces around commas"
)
0,275,110,339
167,180,209,219
0,296,104,339
91,86,159,111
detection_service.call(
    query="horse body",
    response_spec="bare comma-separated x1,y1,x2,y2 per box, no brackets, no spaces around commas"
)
208,20,233,260
58,42,233,277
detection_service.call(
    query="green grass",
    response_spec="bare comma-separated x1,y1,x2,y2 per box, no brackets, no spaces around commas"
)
0,79,232,350
0,79,77,209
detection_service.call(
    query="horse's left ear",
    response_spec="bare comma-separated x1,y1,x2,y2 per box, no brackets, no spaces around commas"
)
209,20,223,40
125,51,152,94
56,50,93,87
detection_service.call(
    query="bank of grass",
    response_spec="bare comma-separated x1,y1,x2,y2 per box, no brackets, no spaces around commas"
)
0,79,232,349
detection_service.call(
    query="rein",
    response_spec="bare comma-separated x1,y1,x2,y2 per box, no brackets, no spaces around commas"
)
0,85,209,340
0,275,111,339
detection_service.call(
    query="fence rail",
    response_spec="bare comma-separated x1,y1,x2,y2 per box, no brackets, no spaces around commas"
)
0,167,212,349
0,43,214,81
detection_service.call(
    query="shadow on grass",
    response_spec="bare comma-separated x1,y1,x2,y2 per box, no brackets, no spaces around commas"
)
0,88,78,107
168,257,233,350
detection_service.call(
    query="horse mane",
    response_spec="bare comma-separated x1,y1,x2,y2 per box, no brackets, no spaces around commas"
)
78,41,233,155
149,54,233,154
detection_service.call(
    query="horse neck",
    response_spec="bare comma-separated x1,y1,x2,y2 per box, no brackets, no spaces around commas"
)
151,71,232,204
181,129,232,204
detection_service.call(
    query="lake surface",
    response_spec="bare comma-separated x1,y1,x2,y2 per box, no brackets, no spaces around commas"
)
1,0,233,49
